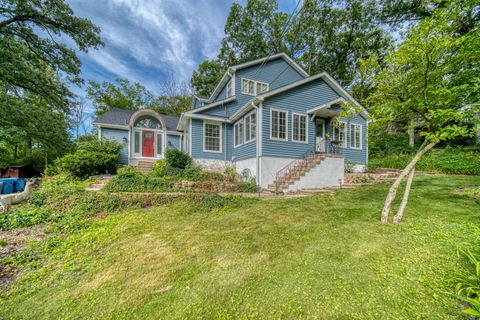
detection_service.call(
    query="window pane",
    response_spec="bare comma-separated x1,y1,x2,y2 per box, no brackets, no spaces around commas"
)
248,81,254,94
157,134,162,154
279,111,286,139
134,131,140,153
134,116,162,129
250,113,256,139
293,115,299,141
205,123,220,151
245,116,250,141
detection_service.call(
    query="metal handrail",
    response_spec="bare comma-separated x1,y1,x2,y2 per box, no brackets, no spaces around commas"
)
273,139,342,192
274,148,316,192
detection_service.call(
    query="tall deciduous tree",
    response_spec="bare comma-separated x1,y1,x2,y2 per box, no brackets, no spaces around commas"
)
366,0,479,223
191,0,391,96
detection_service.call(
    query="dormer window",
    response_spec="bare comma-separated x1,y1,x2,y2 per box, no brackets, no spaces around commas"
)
241,78,269,96
226,79,234,98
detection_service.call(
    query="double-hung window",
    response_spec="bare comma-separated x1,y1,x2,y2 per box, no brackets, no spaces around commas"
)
204,122,221,152
234,120,244,147
241,78,269,96
349,123,362,149
271,109,287,140
332,121,346,147
292,113,307,143
226,79,234,98
244,111,256,142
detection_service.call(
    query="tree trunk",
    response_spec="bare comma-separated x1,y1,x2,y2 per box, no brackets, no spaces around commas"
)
393,167,415,223
380,141,436,223
408,117,415,147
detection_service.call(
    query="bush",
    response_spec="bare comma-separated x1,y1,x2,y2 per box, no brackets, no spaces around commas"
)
54,139,123,178
456,250,480,318
165,148,192,169
104,166,176,193
368,147,480,175
151,160,167,177
236,178,260,193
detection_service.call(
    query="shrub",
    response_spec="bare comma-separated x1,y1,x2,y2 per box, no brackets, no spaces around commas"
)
236,178,259,193
344,160,356,173
165,148,192,169
456,250,480,318
163,165,185,177
151,160,167,177
182,165,203,180
54,139,123,178
104,166,176,193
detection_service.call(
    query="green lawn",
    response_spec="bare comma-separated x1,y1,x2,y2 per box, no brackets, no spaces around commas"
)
1,175,480,319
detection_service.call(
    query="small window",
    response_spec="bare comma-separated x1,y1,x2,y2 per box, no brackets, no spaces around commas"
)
271,109,287,140
256,82,269,94
226,79,234,97
332,121,346,147
244,111,256,142
234,120,244,147
292,113,307,143
241,79,255,95
156,133,162,155
349,123,362,149
204,122,221,152
134,131,140,154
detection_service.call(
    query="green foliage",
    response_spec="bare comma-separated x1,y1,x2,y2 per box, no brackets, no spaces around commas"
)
456,250,480,318
344,160,356,173
191,0,392,96
165,148,192,169
368,132,416,157
236,178,260,193
104,166,175,193
54,139,122,178
369,147,480,175
87,78,157,116
151,160,167,177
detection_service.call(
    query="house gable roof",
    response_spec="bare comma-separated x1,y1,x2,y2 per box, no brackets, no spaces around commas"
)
93,108,181,131
207,53,309,103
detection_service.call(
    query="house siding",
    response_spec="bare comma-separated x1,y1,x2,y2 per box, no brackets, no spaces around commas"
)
101,128,129,164
191,119,232,160
261,79,340,158
207,57,305,118
166,134,181,150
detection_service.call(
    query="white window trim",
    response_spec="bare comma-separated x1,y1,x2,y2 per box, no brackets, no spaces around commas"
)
133,128,165,158
332,120,347,148
270,108,288,141
226,78,234,98
155,132,163,158
349,123,362,150
241,78,269,96
234,119,244,148
244,110,257,144
291,112,308,144
203,120,222,153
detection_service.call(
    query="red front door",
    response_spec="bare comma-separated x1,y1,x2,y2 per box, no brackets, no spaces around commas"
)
142,131,154,157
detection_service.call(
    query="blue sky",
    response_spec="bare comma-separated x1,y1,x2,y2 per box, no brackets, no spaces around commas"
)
67,0,298,123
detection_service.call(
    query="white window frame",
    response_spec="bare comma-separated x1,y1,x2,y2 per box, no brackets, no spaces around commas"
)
292,112,308,144
270,108,288,141
241,78,269,96
349,123,362,149
226,79,234,98
332,120,347,148
234,119,244,148
244,110,257,143
155,132,163,158
203,121,222,153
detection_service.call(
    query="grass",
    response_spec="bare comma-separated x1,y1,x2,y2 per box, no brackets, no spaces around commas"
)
1,175,480,319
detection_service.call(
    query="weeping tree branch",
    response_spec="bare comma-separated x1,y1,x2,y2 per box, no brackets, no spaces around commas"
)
380,141,436,223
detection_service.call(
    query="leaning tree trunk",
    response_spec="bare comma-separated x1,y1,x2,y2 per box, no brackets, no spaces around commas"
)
380,141,436,223
409,117,415,147
393,167,415,223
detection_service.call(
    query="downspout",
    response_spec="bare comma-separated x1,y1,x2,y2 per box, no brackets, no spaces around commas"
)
253,97,264,187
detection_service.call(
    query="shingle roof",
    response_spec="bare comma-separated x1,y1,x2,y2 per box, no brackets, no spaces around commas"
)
93,108,181,131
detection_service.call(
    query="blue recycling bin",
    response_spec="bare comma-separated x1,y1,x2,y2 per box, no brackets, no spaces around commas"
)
0,179,14,195
13,179,26,192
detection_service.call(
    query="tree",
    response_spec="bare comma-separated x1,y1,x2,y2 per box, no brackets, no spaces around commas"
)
366,0,479,223
0,0,103,111
70,97,89,137
87,78,157,116
154,74,193,116
191,0,392,96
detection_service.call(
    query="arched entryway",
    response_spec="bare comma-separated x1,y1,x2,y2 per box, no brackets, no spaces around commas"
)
129,110,165,159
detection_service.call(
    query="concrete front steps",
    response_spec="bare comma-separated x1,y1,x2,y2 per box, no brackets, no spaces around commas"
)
267,153,343,193
137,160,155,173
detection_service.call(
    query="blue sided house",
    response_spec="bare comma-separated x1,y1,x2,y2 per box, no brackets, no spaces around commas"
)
94,53,368,192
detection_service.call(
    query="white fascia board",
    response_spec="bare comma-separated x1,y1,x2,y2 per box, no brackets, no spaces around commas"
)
166,130,183,135
184,113,231,123
307,98,347,114
230,97,264,122
230,53,309,78
176,114,186,131
93,123,129,130
194,95,210,102
208,69,234,102
187,96,236,114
